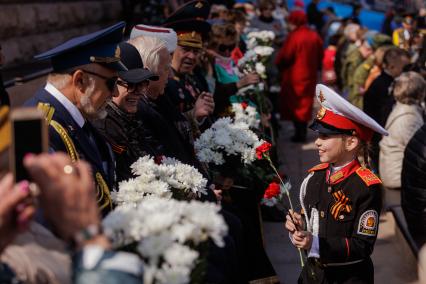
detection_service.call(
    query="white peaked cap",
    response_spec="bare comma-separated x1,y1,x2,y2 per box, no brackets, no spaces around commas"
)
130,24,178,53
314,84,388,141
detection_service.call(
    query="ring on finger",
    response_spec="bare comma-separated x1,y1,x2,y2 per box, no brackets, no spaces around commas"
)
63,165,74,175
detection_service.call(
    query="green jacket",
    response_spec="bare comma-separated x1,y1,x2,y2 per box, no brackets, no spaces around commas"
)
341,48,364,91
348,56,375,109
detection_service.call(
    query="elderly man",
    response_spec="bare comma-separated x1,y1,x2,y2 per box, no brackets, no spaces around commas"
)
25,22,127,214
162,0,215,129
92,42,160,182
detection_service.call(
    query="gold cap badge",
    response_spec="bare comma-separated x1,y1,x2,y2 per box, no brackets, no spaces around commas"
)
316,107,326,120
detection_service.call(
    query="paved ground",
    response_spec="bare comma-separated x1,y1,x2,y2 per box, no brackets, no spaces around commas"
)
263,120,419,284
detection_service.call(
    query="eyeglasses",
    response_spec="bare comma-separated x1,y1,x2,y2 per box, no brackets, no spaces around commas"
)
82,70,118,93
218,43,236,53
117,80,148,93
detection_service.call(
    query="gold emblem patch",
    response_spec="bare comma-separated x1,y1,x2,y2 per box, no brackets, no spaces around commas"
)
357,210,378,236
195,1,203,8
316,107,326,120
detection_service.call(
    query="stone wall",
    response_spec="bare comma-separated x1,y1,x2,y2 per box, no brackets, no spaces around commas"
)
0,0,123,67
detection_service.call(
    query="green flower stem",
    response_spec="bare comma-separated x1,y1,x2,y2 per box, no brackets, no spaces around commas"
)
265,155,305,268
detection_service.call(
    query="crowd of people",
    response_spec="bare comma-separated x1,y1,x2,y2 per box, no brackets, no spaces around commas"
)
0,0,426,283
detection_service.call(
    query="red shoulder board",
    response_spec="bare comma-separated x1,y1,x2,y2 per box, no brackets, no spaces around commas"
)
355,168,382,187
308,163,329,172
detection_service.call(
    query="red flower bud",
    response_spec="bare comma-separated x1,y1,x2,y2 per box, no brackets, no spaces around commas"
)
256,142,272,159
263,182,281,199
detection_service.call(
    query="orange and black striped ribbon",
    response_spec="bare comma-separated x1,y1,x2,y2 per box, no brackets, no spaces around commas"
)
331,190,352,220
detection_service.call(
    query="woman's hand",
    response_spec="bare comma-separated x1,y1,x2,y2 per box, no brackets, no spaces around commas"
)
24,153,100,243
236,73,260,89
0,174,35,253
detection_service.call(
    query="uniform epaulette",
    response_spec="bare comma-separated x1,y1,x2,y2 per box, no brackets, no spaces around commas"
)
355,167,382,187
37,102,55,124
308,163,329,172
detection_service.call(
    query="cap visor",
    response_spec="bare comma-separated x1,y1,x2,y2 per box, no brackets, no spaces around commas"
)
118,68,159,83
309,120,353,136
102,60,128,72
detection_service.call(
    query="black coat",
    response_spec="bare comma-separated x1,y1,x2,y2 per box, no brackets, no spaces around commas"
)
363,71,394,169
299,162,382,284
401,123,426,244
363,71,395,127
137,95,195,165
92,102,162,182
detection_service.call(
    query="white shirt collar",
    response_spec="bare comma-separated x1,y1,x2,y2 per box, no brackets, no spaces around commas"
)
331,159,355,174
44,83,85,128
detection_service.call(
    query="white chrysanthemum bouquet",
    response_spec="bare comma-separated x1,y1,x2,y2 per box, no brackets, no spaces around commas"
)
237,30,275,93
194,117,264,166
103,197,228,284
246,30,275,49
112,155,208,206
231,101,260,129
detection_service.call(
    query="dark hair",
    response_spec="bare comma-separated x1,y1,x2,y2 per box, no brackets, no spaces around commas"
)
258,0,275,11
328,34,340,46
208,23,238,49
227,9,247,24
383,47,410,67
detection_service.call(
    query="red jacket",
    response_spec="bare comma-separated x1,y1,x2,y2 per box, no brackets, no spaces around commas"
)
275,26,323,122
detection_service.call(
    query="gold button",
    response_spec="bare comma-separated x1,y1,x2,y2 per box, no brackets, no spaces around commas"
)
320,211,325,218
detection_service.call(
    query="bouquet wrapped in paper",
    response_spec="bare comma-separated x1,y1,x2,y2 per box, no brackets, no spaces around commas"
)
103,197,228,284
112,155,208,207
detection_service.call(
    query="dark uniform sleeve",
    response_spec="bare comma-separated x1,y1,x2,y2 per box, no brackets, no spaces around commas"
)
319,183,382,263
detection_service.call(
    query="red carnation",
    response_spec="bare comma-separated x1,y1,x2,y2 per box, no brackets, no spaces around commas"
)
256,142,272,159
241,102,248,110
263,182,281,199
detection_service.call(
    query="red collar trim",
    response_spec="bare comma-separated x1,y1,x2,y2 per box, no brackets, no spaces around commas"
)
326,160,361,185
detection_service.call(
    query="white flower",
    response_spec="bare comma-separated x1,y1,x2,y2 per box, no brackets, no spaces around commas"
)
103,197,228,284
156,264,191,284
255,62,266,76
231,103,260,129
113,156,207,206
195,117,263,165
137,232,174,260
163,243,199,267
254,46,274,57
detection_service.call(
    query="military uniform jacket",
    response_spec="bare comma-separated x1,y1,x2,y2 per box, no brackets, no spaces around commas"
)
25,88,115,214
165,67,210,114
301,160,382,265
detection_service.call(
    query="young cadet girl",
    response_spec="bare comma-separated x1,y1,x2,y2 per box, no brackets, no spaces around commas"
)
285,84,388,284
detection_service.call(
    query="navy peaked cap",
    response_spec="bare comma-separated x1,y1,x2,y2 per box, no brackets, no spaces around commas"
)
35,22,127,72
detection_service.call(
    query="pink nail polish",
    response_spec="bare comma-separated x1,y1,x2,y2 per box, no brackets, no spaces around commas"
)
19,181,29,193
24,153,34,160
